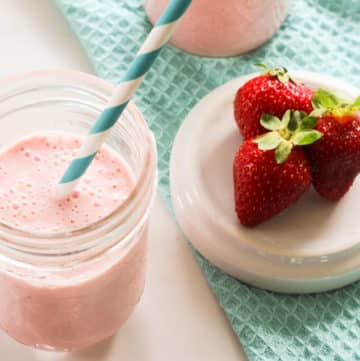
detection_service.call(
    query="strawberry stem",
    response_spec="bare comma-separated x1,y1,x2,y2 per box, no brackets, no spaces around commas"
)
255,64,293,84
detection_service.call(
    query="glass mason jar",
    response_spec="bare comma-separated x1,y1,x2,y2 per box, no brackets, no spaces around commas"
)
144,0,291,57
0,70,157,351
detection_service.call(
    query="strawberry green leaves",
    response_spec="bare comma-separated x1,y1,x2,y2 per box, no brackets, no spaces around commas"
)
253,110,323,164
260,110,292,132
254,132,282,150
288,110,305,131
293,129,323,146
255,64,292,84
275,141,292,164
312,88,340,110
272,68,291,84
312,88,360,116
354,96,360,108
260,114,282,131
299,114,317,129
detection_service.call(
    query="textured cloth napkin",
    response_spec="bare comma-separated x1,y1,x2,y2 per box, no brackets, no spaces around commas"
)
55,0,360,359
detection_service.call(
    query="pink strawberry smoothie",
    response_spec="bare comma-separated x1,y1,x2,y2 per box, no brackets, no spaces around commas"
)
145,0,290,56
0,133,134,232
0,132,147,350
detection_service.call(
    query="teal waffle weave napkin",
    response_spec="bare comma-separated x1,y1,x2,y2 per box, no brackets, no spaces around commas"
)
55,1,360,359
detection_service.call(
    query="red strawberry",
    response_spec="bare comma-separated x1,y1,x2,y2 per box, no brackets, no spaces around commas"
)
234,65,313,140
306,89,360,201
233,110,322,226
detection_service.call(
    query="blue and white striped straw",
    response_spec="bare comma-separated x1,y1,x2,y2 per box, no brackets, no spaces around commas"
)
57,0,192,197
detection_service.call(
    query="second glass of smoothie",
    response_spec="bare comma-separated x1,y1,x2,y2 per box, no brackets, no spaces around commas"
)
144,0,291,57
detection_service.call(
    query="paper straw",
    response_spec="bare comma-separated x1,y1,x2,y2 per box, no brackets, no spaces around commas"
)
57,0,192,197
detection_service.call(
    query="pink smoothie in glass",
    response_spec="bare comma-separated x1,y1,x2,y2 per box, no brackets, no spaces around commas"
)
0,132,147,350
145,0,291,56
0,133,134,232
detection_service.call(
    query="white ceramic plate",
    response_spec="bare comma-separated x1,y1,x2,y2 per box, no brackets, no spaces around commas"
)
170,71,360,294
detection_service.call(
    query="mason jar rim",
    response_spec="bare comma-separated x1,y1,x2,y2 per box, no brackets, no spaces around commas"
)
0,69,157,261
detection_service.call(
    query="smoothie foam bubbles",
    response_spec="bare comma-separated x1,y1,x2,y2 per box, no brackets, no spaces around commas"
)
0,132,134,234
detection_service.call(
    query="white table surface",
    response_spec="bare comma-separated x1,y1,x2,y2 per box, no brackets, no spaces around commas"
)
0,1,247,360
